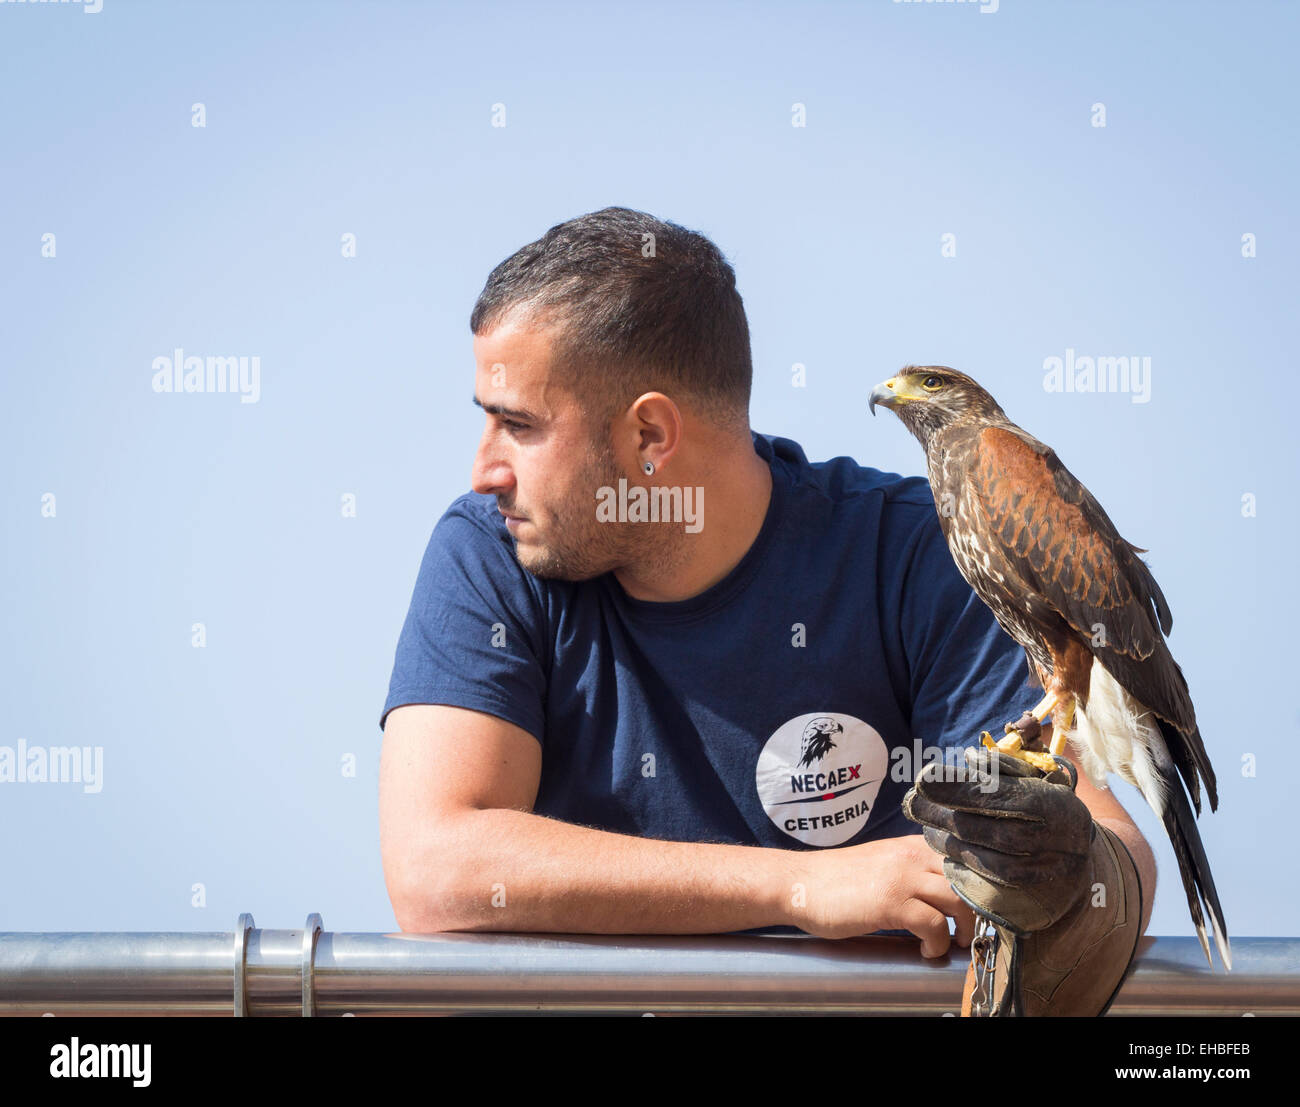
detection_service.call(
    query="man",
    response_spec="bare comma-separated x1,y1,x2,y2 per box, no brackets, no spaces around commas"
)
378,207,1155,1014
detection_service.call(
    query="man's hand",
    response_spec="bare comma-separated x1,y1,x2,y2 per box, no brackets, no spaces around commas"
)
788,836,976,957
901,744,1144,1015
902,747,1095,934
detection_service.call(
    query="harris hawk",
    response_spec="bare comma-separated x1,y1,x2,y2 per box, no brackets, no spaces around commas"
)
869,366,1230,971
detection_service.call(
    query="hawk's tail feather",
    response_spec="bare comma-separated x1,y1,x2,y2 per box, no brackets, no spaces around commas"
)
1074,660,1229,971
1163,668,1219,814
1159,716,1209,817
1157,758,1232,972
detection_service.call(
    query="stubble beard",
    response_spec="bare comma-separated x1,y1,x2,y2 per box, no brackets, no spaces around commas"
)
509,431,685,585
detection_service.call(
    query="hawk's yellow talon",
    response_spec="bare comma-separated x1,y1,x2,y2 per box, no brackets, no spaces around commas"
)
977,729,1059,774
1020,750,1060,774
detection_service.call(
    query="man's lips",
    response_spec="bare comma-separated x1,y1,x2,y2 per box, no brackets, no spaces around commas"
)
498,508,528,523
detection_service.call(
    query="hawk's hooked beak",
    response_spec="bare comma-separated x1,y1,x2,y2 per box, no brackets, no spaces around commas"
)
869,378,904,417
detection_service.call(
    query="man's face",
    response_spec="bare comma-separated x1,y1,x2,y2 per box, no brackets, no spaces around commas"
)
471,317,632,580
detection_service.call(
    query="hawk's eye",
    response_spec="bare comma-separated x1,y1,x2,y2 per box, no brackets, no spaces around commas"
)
922,375,944,391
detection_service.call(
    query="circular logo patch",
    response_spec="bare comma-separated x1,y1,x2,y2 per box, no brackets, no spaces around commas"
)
756,713,888,846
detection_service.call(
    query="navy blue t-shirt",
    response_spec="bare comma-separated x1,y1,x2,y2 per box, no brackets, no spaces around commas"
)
381,431,1040,855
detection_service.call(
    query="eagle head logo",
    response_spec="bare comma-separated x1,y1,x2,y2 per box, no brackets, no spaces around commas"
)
798,717,843,767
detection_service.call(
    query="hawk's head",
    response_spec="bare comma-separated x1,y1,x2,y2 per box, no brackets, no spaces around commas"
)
868,366,1007,448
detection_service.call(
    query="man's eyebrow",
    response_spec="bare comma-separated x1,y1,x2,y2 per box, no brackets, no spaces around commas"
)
472,395,543,422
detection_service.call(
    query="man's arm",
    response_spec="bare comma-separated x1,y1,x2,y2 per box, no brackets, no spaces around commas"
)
380,703,792,933
380,703,977,953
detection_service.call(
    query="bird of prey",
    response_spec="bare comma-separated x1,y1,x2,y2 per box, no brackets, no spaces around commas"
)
869,366,1230,970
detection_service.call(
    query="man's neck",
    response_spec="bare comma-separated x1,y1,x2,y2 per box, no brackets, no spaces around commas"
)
612,436,773,603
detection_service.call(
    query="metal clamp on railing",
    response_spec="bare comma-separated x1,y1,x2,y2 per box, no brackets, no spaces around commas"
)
301,913,322,1018
2,914,1297,1016
233,911,255,1018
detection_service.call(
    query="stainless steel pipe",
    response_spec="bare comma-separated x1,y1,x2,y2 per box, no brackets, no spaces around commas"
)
2,913,1295,1016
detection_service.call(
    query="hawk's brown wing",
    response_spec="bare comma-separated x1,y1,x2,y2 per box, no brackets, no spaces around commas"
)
966,425,1216,809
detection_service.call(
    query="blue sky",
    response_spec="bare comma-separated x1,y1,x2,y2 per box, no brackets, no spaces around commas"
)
1,0,1295,944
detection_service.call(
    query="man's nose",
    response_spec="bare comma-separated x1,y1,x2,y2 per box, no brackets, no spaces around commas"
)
471,435,513,497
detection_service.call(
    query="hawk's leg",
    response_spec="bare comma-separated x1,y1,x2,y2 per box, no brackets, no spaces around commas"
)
977,689,1077,773
1048,697,1076,756
1010,690,1064,731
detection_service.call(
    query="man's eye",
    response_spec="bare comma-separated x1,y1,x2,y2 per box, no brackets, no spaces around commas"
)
503,419,528,431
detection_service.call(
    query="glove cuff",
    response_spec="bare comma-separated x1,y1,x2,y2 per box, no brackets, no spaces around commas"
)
973,823,1143,1016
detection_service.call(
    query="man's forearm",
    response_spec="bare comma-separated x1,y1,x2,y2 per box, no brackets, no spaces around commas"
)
392,807,798,934
1094,814,1156,936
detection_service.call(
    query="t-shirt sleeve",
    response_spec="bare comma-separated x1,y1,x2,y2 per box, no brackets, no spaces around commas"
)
896,506,1041,754
379,499,549,743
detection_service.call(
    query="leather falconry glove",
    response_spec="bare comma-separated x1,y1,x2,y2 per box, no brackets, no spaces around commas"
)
902,746,1143,1016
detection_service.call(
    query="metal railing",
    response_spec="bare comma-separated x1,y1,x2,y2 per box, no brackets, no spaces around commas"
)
2,913,1295,1016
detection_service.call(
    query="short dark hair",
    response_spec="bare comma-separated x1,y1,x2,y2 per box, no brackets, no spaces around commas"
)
469,207,752,432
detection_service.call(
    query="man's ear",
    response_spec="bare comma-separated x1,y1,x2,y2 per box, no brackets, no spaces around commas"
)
626,392,682,470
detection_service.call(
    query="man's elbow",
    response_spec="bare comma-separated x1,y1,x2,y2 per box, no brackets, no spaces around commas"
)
385,836,479,933
390,887,451,934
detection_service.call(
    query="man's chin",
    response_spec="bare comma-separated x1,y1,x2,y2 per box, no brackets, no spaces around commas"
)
510,538,563,579
512,539,610,582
